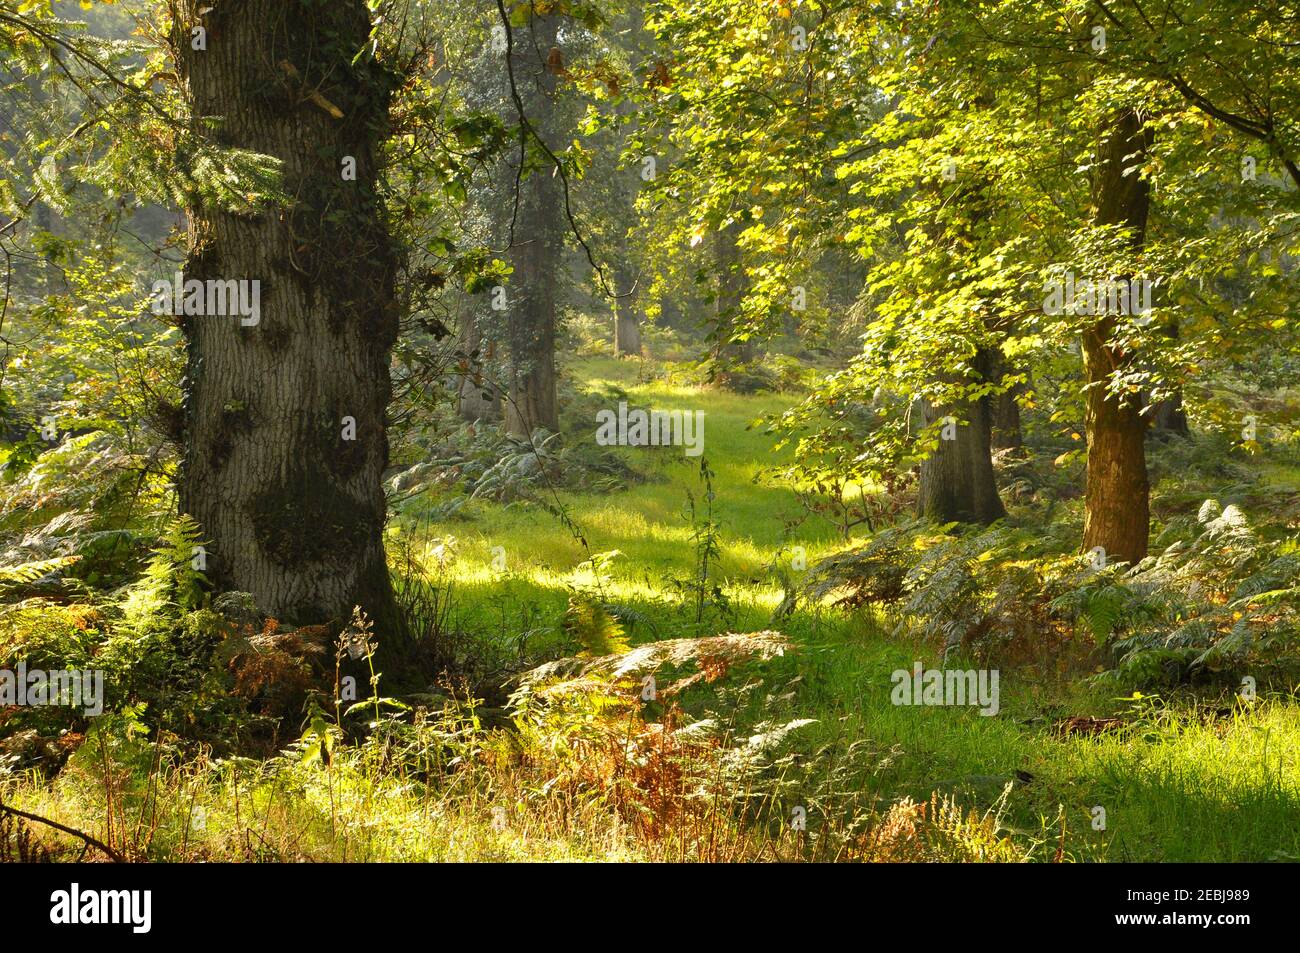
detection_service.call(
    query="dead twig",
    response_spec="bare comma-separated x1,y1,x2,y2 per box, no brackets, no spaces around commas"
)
0,799,125,863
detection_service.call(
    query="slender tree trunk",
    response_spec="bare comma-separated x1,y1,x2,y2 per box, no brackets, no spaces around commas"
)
1147,320,1190,437
34,203,62,293
1083,108,1152,565
917,348,1006,524
712,220,752,375
610,22,645,360
988,348,1025,450
613,262,642,356
456,310,500,423
170,0,402,637
504,12,563,437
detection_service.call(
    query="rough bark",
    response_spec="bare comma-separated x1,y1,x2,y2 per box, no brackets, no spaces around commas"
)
1083,108,1153,565
917,348,1007,524
170,1,402,636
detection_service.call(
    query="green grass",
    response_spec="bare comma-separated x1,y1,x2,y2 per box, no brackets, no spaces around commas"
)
783,630,1300,861
11,356,1296,863
397,355,848,643
392,354,1300,862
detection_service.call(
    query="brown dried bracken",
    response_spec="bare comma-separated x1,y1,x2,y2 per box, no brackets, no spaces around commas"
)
1054,715,1124,737
0,809,51,863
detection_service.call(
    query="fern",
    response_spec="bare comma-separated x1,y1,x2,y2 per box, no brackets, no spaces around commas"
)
1091,505,1299,686
516,630,791,700
601,600,661,637
0,555,80,590
120,515,209,628
1079,585,1129,642
565,595,629,657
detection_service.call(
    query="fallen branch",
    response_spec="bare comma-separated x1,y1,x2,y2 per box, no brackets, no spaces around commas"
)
0,799,124,863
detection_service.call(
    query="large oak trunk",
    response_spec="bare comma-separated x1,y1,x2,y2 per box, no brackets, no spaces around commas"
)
171,1,402,636
1083,109,1153,565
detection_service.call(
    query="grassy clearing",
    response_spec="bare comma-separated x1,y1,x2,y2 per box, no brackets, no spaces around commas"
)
398,356,844,631
5,355,1298,863
383,355,1300,862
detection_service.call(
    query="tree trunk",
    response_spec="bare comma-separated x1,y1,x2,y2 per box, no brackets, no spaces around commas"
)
915,165,1008,513
712,220,752,373
614,304,642,356
613,261,642,356
34,203,62,293
1082,318,1150,565
1147,320,1190,438
171,1,402,638
503,12,563,437
1149,391,1190,437
917,349,1006,524
1083,108,1152,565
988,348,1024,450
990,389,1023,450
456,311,500,423
504,228,560,436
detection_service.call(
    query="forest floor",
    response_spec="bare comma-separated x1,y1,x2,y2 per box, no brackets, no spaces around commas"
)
7,356,1299,862
387,355,1300,862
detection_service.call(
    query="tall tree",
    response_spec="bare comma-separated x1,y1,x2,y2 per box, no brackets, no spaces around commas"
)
168,0,403,633
612,244,642,356
988,347,1025,450
916,170,1008,525
608,1,652,358
500,7,566,437
1082,108,1154,564
456,309,502,423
